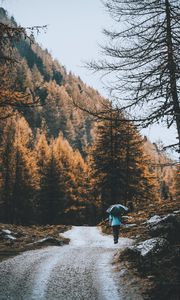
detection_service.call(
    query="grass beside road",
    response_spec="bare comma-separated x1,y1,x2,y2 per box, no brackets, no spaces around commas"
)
0,224,70,261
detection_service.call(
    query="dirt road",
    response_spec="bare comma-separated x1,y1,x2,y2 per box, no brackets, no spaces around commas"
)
0,226,143,300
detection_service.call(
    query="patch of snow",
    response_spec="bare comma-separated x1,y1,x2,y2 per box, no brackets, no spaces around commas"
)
147,213,179,227
146,215,162,225
134,238,168,257
124,224,137,228
173,210,180,214
161,214,175,221
34,237,49,244
1,229,11,235
27,236,62,246
122,216,133,220
4,234,16,241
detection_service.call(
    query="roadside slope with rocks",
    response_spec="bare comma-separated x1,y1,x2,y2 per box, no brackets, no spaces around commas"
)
101,199,180,300
0,224,70,261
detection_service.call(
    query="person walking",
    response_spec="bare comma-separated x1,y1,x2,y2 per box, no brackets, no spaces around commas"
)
109,213,122,244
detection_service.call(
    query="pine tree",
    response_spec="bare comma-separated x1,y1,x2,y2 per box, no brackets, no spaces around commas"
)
88,110,158,218
39,145,65,224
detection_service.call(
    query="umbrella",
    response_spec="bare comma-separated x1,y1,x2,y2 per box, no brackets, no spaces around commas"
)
106,204,129,216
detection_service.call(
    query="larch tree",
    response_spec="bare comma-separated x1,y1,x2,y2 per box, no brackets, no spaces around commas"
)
64,149,92,225
88,0,180,154
0,117,17,222
173,163,180,201
52,133,92,225
35,129,51,224
53,133,77,224
0,8,45,119
35,131,77,225
1,116,39,224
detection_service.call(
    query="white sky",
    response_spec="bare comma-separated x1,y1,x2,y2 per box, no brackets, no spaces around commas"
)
1,0,178,158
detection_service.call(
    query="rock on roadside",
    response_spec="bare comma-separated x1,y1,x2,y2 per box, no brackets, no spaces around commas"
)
147,213,180,243
26,236,64,247
118,211,180,300
0,224,70,262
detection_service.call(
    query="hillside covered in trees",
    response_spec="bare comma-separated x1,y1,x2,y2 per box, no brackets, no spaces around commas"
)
0,8,178,226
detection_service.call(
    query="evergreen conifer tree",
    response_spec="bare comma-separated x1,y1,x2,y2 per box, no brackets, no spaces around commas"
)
88,110,158,218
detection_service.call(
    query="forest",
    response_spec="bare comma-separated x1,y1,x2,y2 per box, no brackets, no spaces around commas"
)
0,7,179,227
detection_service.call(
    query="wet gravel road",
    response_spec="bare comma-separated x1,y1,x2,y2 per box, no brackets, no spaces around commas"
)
0,226,142,300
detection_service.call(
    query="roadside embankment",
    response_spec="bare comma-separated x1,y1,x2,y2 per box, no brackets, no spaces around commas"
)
101,199,180,300
0,224,70,261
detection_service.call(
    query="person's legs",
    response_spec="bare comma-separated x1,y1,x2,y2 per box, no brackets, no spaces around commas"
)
112,225,120,243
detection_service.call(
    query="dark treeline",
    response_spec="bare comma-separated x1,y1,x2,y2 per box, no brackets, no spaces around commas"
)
0,8,178,226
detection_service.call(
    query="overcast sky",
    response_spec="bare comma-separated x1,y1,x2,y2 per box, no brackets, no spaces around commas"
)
1,0,178,157
2,0,109,95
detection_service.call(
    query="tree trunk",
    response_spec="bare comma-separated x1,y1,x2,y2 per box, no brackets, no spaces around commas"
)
165,0,180,156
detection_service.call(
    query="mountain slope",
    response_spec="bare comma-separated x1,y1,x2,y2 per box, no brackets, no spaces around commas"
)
0,7,175,192
0,7,107,155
